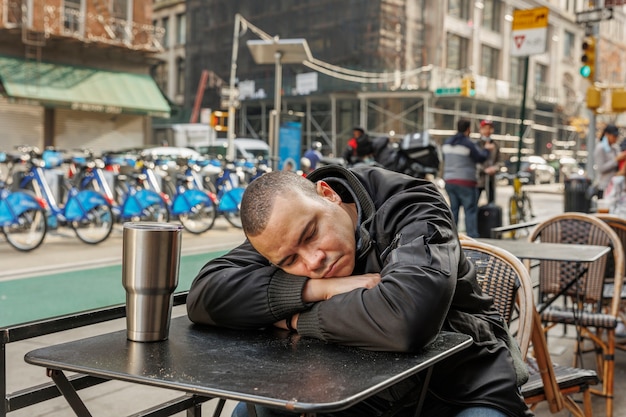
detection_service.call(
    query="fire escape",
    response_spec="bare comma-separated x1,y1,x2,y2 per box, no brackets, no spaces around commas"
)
1,0,164,52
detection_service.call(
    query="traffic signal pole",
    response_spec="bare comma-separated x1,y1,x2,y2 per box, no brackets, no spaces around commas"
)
586,23,598,181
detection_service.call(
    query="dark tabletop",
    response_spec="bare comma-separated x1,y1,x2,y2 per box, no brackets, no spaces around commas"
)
25,315,472,414
477,238,610,262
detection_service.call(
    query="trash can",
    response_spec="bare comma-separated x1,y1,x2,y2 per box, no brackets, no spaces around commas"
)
563,175,592,213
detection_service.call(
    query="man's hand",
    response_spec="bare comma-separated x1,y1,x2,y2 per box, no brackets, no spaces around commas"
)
484,141,495,151
302,273,381,302
484,166,498,175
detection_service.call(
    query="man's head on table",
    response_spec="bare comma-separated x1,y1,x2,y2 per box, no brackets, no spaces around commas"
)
241,171,358,279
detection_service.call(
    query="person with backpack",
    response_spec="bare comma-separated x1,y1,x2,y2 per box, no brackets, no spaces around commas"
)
342,127,373,166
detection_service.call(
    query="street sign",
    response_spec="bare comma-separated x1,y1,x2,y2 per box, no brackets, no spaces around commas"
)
575,8,613,24
220,86,239,98
511,7,549,57
435,87,461,96
221,99,240,109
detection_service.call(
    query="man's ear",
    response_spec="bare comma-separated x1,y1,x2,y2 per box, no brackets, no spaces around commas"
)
316,181,341,202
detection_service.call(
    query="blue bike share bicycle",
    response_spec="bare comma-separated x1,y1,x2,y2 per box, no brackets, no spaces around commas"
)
72,151,169,224
159,156,217,234
14,147,113,245
0,152,47,251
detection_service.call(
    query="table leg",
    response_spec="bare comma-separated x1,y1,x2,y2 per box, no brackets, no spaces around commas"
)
413,367,433,417
47,369,93,417
537,264,589,314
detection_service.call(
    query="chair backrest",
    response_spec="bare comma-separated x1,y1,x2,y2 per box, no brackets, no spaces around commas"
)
461,239,534,357
594,213,626,280
529,212,624,314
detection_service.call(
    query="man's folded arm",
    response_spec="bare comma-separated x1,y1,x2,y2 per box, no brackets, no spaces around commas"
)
186,241,309,329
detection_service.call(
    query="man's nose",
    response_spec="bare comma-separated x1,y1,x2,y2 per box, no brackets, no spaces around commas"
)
303,248,325,273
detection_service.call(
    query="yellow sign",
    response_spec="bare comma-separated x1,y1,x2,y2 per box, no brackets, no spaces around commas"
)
512,7,549,30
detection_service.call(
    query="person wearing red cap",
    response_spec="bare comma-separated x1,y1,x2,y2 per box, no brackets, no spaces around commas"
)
476,120,500,204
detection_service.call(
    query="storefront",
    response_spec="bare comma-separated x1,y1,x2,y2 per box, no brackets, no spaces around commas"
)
0,54,170,153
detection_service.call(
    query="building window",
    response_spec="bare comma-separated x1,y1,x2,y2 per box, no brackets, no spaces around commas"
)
448,0,471,20
535,63,548,84
176,13,186,45
110,0,130,41
481,45,500,78
510,56,525,86
155,61,168,92
162,17,169,48
176,57,185,95
563,30,575,61
63,0,81,33
481,0,501,32
446,33,469,70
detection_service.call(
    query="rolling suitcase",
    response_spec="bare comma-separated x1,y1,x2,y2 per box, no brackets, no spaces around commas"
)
478,177,502,238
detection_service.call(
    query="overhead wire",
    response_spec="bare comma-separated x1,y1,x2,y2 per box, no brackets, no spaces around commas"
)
238,15,432,85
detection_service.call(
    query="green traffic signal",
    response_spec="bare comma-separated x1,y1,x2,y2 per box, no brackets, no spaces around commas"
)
580,65,591,78
580,36,596,80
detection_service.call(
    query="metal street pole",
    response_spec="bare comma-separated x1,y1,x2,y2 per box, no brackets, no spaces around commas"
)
226,14,242,162
586,22,599,181
272,51,283,170
517,56,530,173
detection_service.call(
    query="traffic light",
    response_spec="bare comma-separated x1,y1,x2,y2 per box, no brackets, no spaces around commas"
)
612,89,626,112
460,76,475,97
580,36,596,80
586,86,602,110
210,110,227,132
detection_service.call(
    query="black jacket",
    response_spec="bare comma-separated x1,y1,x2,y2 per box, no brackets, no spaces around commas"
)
187,165,531,416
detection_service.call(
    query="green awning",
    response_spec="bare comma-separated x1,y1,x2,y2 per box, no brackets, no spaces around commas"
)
0,55,170,118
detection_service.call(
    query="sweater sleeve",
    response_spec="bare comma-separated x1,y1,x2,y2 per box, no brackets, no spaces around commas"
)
186,240,309,329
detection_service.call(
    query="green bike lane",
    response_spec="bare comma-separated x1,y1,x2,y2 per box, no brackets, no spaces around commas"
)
0,249,228,327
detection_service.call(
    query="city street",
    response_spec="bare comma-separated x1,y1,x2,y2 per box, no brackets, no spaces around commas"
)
1,182,624,417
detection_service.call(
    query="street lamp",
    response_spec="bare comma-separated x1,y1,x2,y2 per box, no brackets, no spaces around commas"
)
247,38,312,169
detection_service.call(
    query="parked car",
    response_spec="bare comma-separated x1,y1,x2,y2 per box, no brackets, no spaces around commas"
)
558,157,585,181
502,155,556,185
194,138,270,163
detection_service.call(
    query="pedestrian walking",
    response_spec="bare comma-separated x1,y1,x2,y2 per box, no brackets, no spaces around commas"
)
442,119,493,237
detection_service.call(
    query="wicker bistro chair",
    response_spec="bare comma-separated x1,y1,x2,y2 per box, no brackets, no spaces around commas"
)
461,239,533,356
461,240,599,417
594,213,626,350
529,213,625,417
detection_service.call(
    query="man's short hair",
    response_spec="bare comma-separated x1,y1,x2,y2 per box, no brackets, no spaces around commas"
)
241,171,318,236
457,119,471,133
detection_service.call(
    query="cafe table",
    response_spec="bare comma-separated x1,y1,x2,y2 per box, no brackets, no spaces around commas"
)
476,238,610,264
24,315,472,417
476,238,611,313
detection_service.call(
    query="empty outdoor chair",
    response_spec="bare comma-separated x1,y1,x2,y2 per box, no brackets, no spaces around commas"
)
529,213,624,417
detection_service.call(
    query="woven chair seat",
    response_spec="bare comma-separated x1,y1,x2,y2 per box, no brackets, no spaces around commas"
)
522,357,599,398
539,306,618,329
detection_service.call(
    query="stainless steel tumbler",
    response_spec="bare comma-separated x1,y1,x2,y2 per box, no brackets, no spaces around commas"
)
122,222,183,342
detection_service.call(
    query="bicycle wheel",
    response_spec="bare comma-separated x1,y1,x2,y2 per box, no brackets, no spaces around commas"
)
520,193,533,223
220,187,244,229
72,204,114,244
179,199,217,234
2,207,47,251
141,202,170,223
